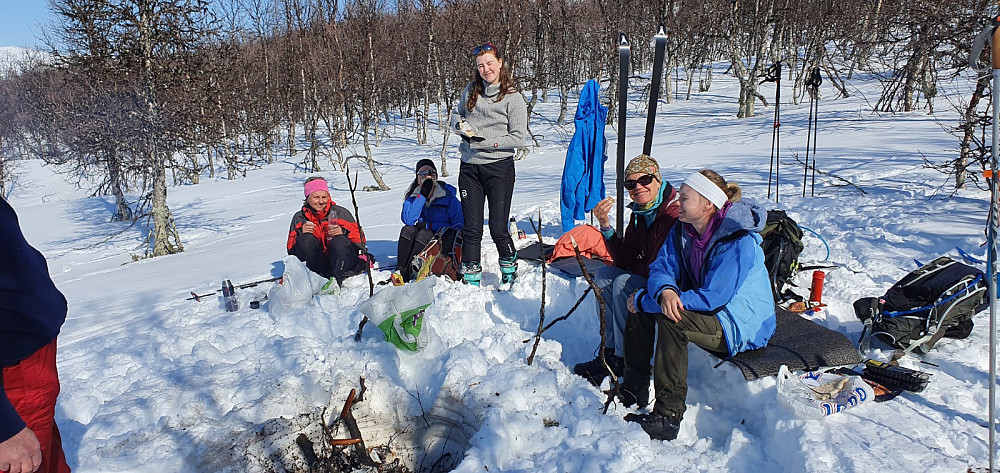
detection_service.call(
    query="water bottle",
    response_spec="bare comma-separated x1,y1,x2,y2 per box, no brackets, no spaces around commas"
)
508,217,517,238
222,279,239,312
809,270,825,312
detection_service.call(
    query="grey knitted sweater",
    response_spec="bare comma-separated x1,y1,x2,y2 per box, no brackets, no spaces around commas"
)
451,82,528,165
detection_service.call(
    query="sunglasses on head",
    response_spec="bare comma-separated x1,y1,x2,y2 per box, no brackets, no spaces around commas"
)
417,170,437,177
472,43,497,56
624,174,657,190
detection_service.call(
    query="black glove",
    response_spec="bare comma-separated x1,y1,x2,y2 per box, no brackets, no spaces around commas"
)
419,178,435,200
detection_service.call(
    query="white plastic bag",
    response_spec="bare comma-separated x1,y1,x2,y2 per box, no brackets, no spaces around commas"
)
776,365,875,419
268,255,330,317
358,277,436,351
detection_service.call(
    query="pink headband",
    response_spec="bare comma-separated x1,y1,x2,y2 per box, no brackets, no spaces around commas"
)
303,179,329,198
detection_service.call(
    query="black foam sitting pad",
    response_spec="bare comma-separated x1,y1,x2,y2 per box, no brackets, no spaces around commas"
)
517,242,554,262
724,308,861,380
516,242,610,278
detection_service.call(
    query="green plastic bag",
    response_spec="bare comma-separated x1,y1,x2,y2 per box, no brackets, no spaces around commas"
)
359,277,436,351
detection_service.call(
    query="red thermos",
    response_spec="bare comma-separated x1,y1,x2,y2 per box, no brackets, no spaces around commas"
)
809,270,825,304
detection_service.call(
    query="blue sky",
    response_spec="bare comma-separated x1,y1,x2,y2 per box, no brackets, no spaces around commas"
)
0,0,52,48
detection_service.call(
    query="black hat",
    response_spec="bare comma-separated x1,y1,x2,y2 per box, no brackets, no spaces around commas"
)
415,159,437,174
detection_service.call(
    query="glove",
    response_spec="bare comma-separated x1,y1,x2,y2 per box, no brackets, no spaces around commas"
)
419,178,435,200
456,120,478,139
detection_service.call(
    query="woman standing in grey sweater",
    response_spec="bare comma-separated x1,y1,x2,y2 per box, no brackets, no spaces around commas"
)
451,42,528,287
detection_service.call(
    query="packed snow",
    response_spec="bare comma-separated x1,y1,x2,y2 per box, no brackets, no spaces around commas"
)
5,63,995,472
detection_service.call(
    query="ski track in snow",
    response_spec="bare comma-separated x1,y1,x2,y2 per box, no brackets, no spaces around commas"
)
6,64,994,471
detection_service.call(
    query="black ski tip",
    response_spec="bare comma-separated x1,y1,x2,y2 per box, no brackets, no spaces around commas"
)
618,33,629,47
656,24,666,37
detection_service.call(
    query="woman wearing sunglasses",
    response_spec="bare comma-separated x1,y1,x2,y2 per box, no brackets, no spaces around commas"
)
451,42,527,287
397,158,463,282
573,154,680,386
620,169,775,441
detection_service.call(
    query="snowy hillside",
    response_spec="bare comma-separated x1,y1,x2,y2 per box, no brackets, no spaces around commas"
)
6,63,995,472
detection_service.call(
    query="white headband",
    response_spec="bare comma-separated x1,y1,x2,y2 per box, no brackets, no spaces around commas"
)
683,172,729,209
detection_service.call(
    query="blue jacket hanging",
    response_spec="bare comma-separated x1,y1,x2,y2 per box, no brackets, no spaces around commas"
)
560,79,608,232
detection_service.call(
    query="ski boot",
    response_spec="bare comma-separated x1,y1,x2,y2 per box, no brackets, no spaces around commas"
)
462,262,482,287
499,255,518,289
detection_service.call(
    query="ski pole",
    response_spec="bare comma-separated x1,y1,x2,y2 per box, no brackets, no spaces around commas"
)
803,67,821,197
187,275,281,301
765,63,781,201
616,33,630,237
809,67,822,197
802,84,814,197
971,17,1000,472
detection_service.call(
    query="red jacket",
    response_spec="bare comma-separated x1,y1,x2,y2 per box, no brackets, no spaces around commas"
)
605,186,680,277
286,201,363,253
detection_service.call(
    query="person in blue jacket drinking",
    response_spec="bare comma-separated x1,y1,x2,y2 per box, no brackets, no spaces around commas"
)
397,158,463,282
620,169,776,441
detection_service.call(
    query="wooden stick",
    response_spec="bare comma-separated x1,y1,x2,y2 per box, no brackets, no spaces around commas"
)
568,235,619,414
527,210,547,365
344,162,376,342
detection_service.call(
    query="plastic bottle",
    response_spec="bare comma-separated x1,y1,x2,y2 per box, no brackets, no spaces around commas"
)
222,279,239,312
508,217,517,238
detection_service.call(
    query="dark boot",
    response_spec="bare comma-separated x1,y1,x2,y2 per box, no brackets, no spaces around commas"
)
624,411,682,441
617,381,649,409
573,349,624,386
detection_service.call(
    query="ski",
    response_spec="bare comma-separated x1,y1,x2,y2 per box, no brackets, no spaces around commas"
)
615,33,630,237
971,19,1000,468
642,24,668,156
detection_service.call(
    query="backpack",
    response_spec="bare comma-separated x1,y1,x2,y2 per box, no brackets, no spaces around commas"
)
759,210,805,302
410,227,463,282
854,256,987,355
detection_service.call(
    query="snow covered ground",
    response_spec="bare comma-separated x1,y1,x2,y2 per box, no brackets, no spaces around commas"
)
6,63,995,472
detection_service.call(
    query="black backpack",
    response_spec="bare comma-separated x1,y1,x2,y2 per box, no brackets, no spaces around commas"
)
854,256,987,355
758,210,804,302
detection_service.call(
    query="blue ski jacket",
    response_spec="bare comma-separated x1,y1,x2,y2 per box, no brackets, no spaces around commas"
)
0,197,67,442
636,200,776,356
401,181,463,232
560,79,608,232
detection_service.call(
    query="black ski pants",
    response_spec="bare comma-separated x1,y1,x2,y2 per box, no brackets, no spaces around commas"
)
397,225,434,282
290,233,360,284
459,158,515,264
622,308,726,418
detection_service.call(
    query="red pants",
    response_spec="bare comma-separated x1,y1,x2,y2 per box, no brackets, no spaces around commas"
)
2,339,70,473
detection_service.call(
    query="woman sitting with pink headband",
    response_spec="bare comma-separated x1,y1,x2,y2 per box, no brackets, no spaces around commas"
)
285,176,366,286
619,169,775,442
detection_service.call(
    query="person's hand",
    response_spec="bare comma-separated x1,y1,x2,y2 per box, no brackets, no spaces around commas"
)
592,197,614,229
419,179,435,200
658,289,684,323
0,427,42,473
627,290,639,314
327,224,344,236
302,221,316,234
456,120,478,139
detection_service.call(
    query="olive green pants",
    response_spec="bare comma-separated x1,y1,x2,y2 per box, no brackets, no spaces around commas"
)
622,309,726,417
